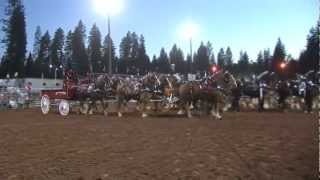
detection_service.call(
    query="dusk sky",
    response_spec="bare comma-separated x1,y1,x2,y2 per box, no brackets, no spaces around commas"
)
0,0,318,61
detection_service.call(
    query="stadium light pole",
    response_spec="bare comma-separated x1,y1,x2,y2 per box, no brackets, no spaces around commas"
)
180,21,199,73
318,0,320,85
94,0,124,75
107,15,112,75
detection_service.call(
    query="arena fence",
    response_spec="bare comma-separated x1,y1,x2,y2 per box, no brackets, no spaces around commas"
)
1,88,319,113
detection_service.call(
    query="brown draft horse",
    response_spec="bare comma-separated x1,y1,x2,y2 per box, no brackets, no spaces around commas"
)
112,76,142,117
138,71,236,119
176,70,237,119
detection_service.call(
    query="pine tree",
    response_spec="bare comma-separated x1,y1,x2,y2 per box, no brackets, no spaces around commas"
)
103,34,116,73
34,31,51,78
263,49,272,71
158,48,170,73
256,51,267,73
50,28,65,67
195,42,209,72
217,48,225,69
186,55,192,73
210,52,216,65
33,26,42,58
130,32,139,73
169,44,185,73
272,38,286,73
299,23,320,73
0,55,9,78
137,35,150,75
1,0,27,77
151,55,158,72
72,20,89,75
225,47,233,70
119,31,131,73
238,51,249,75
64,30,73,70
176,48,185,74
88,24,102,73
25,53,33,77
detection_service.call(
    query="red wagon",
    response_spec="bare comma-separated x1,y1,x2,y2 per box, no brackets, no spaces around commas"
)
40,70,89,116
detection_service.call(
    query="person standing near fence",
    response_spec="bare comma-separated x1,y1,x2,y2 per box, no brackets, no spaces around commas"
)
25,82,32,108
304,81,314,113
231,80,242,112
258,81,265,112
277,81,290,112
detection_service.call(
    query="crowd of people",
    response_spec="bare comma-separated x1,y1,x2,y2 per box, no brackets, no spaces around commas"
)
230,78,318,114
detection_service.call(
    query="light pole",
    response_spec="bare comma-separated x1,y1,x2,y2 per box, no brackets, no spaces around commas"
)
49,64,53,79
180,21,199,74
94,0,124,75
55,68,58,80
318,1,320,85
190,37,193,73
108,15,112,75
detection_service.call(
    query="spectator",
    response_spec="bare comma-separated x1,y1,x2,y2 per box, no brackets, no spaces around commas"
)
304,81,314,113
231,80,242,112
277,81,290,112
258,81,265,112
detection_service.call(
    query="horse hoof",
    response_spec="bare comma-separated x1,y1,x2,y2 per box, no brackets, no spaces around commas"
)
89,110,93,115
142,113,148,118
118,112,123,118
104,111,108,116
177,110,184,115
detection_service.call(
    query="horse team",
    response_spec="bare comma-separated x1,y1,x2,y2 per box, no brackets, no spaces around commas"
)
64,69,319,119
70,70,237,120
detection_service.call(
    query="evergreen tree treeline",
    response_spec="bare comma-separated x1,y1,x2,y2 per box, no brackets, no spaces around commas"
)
0,0,319,78
1,0,26,78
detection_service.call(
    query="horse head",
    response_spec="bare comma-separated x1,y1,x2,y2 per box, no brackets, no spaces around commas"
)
212,71,237,93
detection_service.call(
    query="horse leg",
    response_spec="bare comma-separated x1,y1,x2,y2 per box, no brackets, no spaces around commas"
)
117,96,124,118
186,101,192,118
102,99,109,116
154,101,159,111
88,99,95,115
142,102,148,118
199,99,207,117
177,101,185,115
81,99,90,115
78,100,84,114
139,93,149,118
211,102,222,120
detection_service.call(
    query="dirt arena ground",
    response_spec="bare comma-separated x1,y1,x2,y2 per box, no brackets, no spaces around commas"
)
0,110,317,180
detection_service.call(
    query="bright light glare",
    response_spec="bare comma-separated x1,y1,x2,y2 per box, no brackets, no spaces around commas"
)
280,62,287,69
212,65,218,73
94,0,124,16
178,21,200,39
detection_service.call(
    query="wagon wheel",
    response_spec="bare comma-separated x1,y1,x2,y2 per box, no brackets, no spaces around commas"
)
41,95,50,115
59,100,70,116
